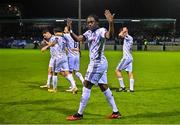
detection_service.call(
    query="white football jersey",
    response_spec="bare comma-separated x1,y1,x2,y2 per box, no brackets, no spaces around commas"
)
49,35,67,59
123,35,133,59
63,33,79,57
83,27,107,61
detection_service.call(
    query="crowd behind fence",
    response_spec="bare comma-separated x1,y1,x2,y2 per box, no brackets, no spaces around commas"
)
0,18,180,50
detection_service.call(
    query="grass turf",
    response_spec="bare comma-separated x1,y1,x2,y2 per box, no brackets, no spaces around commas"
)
0,49,180,124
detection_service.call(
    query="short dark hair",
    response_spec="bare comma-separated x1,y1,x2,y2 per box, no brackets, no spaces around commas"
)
53,27,63,33
42,29,50,34
86,14,99,22
119,26,128,32
119,28,123,32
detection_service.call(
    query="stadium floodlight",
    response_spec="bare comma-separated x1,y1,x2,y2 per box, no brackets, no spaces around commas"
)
131,19,141,22
56,20,64,22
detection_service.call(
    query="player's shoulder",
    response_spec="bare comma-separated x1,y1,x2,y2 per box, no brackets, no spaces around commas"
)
49,35,59,42
83,30,92,38
95,27,106,32
50,35,56,40
126,35,133,41
54,35,62,41
83,30,91,34
61,34,70,42
99,27,107,31
96,27,107,37
63,33,70,37
63,33,72,41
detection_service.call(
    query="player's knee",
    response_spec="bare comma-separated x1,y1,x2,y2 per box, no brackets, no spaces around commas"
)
64,71,69,77
49,71,53,75
115,69,121,76
99,84,108,92
128,72,133,78
60,72,65,76
84,80,93,89
130,74,134,79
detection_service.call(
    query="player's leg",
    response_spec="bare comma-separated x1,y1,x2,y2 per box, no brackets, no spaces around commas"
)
62,71,78,94
115,69,126,91
99,84,121,119
57,58,77,93
46,58,55,87
75,71,84,85
98,72,121,119
60,71,75,88
77,80,93,116
67,61,105,120
48,72,58,92
68,56,74,75
40,67,53,88
116,58,131,92
67,57,74,88
74,56,84,84
127,71,134,92
40,58,54,88
48,58,59,92
115,58,126,91
66,57,78,90
66,80,93,120
126,62,134,92
47,67,53,87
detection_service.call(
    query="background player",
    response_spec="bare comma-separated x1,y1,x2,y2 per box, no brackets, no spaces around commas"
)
41,28,78,93
40,30,54,89
115,27,135,92
64,26,84,85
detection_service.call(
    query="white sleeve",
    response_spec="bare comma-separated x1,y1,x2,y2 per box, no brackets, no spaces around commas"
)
62,34,70,42
100,28,107,38
125,35,133,41
54,37,62,44
83,30,90,40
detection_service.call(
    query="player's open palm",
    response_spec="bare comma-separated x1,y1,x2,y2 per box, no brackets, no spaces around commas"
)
67,18,72,29
104,10,114,23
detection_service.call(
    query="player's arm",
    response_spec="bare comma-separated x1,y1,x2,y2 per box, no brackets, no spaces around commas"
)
41,44,51,52
119,31,124,38
104,10,115,39
71,48,79,51
66,18,85,43
41,41,56,52
40,39,48,48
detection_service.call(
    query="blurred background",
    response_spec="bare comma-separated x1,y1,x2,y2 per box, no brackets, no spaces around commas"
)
0,0,180,51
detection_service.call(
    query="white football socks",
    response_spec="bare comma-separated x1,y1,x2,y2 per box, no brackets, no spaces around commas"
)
75,72,84,84
130,79,134,91
66,74,76,88
104,88,118,112
52,75,57,90
118,78,125,88
78,87,91,115
47,75,52,87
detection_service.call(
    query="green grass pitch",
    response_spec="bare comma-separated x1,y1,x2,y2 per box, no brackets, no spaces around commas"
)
0,49,180,124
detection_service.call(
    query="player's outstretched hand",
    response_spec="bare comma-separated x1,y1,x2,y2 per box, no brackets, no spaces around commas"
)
66,18,72,29
104,10,115,23
41,46,47,52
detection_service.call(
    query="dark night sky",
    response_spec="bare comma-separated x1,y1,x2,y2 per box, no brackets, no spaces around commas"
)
1,0,180,19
